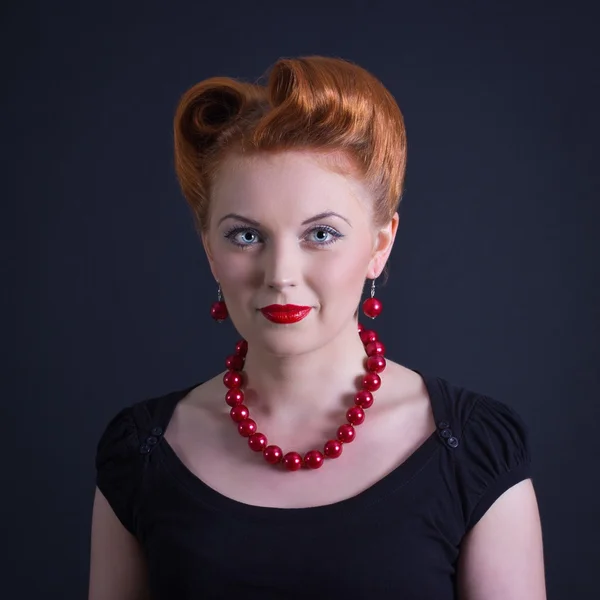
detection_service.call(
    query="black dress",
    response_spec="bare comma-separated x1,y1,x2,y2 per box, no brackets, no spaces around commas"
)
95,369,531,599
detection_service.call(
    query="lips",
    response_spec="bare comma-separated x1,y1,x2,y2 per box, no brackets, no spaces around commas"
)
259,304,312,324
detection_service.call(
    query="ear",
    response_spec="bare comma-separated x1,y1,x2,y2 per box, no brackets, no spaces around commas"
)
366,212,399,279
201,230,219,281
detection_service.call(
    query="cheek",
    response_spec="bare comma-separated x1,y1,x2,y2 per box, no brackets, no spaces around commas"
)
312,247,370,290
212,253,255,291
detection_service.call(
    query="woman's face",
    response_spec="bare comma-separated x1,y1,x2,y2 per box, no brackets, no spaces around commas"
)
202,149,398,355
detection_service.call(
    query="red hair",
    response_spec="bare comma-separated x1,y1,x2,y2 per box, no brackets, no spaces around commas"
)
173,55,407,233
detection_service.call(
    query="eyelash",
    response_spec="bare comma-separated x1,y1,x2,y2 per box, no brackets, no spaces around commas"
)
223,225,344,249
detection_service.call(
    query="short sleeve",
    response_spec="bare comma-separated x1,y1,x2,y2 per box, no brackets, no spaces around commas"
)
458,395,532,532
95,405,142,536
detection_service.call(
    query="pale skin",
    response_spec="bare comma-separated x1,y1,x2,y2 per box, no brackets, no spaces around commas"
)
89,149,546,599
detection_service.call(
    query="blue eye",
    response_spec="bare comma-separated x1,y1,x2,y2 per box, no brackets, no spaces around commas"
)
307,226,342,245
223,227,262,248
223,225,344,249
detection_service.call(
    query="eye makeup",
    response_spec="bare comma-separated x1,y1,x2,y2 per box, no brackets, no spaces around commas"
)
223,225,345,249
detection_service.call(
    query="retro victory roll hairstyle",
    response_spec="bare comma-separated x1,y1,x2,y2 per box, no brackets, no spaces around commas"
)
173,55,407,234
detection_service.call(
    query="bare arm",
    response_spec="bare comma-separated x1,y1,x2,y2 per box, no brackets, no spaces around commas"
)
88,487,151,600
457,478,546,600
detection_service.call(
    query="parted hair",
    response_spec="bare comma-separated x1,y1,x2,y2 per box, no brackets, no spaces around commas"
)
173,55,407,234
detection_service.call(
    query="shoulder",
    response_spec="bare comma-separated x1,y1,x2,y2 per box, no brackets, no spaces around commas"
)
94,381,201,534
96,381,204,449
433,375,532,532
435,376,530,447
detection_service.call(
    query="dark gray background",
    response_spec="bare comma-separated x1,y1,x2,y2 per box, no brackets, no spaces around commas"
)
2,1,598,598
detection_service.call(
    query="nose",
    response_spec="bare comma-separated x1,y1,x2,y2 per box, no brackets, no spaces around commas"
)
262,236,300,292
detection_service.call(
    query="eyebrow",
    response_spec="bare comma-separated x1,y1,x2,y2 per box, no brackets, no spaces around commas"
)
217,210,352,228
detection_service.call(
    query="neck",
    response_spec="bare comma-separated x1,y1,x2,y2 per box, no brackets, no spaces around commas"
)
240,321,369,425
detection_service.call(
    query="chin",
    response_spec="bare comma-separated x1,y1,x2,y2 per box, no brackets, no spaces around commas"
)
249,328,316,355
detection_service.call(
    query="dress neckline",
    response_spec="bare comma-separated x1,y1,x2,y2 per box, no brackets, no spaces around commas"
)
150,368,450,522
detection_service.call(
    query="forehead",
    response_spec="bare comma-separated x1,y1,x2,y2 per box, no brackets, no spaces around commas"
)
210,150,373,222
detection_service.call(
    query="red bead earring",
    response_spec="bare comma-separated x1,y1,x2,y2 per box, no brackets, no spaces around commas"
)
362,278,383,319
210,282,228,322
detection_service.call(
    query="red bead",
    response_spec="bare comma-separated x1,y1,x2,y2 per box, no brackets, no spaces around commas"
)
238,418,257,437
347,406,365,425
357,322,364,333
235,339,248,357
324,439,343,458
359,329,378,345
226,354,245,370
337,424,356,443
263,445,283,464
304,450,324,469
223,370,242,389
355,390,374,409
230,405,249,422
248,432,268,452
365,341,386,357
362,372,381,391
225,388,244,407
362,297,383,319
211,301,228,322
366,355,386,373
283,452,303,471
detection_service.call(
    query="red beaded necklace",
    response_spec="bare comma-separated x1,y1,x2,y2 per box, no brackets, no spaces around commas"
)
222,322,387,471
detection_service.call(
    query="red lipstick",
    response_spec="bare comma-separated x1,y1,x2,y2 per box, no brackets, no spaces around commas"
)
260,304,312,324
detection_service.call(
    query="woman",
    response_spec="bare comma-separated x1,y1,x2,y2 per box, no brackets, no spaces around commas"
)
89,56,546,599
